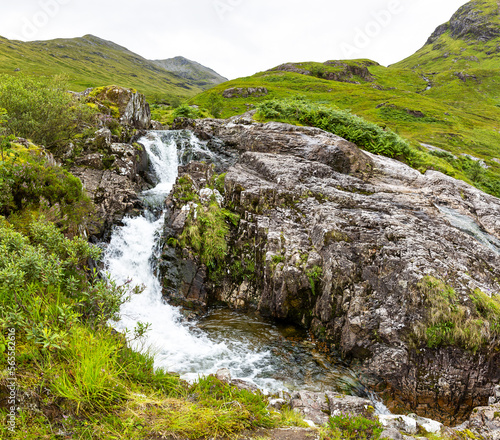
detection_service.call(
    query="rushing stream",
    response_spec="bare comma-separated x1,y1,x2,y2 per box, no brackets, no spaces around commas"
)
103,130,374,398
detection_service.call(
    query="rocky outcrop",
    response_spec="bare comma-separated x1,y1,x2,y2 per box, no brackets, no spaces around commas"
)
83,85,152,129
426,1,500,45
449,1,500,42
70,129,151,238
167,115,500,424
270,60,376,83
223,87,268,99
64,87,154,238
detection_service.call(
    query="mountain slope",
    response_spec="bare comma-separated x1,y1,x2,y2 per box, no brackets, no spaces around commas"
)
152,56,227,89
393,0,500,71
0,34,217,101
189,0,500,198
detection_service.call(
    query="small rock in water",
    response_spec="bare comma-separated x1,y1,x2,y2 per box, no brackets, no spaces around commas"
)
216,368,231,383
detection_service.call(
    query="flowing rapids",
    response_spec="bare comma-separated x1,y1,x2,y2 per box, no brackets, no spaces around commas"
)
103,130,377,398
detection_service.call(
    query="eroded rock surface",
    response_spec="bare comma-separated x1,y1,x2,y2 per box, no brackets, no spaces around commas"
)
71,135,150,238
166,116,500,424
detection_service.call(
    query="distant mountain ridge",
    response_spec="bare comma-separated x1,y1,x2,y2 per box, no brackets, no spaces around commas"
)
152,56,228,89
0,34,227,101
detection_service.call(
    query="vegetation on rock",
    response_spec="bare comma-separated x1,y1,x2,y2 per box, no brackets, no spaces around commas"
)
414,276,500,352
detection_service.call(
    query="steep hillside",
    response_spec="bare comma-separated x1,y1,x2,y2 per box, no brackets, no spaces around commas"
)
152,56,228,89
0,34,212,101
189,0,500,199
393,0,500,71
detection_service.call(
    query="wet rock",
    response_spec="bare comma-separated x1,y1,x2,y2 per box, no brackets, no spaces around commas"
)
232,379,260,392
151,120,165,130
159,248,208,310
70,168,144,239
70,139,150,238
325,393,373,418
453,403,500,439
268,397,288,410
216,368,231,383
214,368,258,392
489,385,500,405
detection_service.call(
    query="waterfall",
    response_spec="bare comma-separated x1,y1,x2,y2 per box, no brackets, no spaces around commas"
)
103,130,369,395
103,131,281,388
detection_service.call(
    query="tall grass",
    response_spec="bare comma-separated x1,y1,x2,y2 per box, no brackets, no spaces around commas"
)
414,276,500,352
52,327,126,412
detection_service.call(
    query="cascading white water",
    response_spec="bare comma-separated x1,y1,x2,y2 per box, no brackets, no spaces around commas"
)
103,130,373,397
103,131,282,388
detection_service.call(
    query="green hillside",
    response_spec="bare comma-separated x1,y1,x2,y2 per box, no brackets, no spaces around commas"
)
189,0,500,198
0,34,209,102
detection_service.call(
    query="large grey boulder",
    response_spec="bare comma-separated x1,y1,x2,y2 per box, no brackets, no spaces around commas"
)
168,116,500,424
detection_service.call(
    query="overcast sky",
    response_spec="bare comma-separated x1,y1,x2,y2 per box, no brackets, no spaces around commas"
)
1,0,467,79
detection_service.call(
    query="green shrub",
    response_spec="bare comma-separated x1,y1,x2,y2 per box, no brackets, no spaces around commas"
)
0,74,95,148
206,92,224,118
257,97,412,161
172,104,202,119
306,265,323,295
0,157,93,231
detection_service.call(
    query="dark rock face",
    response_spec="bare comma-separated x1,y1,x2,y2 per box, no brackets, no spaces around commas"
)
426,23,449,45
167,115,500,424
427,1,500,44
160,162,216,310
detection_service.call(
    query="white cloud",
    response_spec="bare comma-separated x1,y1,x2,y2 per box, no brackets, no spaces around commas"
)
0,0,468,79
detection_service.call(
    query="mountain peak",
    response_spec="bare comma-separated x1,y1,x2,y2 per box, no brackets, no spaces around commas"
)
151,57,227,89
427,0,500,45
393,0,500,70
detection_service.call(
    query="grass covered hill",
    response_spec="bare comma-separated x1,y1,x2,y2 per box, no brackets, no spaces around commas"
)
189,0,500,199
0,34,226,103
